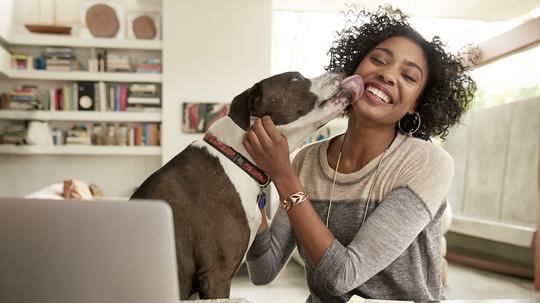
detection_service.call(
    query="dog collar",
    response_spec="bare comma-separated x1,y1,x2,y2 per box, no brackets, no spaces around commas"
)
203,132,271,187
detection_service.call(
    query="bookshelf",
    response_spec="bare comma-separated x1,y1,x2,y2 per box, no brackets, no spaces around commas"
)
6,34,163,50
8,70,162,83
0,0,164,198
0,36,163,153
0,110,162,122
0,144,161,156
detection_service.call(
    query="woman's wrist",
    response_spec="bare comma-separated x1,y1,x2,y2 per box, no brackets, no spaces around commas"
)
272,167,303,200
281,191,309,212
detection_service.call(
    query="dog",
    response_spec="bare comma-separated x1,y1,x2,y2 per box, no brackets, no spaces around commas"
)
131,71,363,299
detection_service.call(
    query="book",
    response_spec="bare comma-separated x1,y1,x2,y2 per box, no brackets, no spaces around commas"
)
46,65,72,71
126,105,160,112
120,85,128,111
98,82,107,112
0,94,10,109
127,97,160,105
129,83,158,94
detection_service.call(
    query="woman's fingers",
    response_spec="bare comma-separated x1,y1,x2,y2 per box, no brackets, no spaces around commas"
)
244,127,261,150
250,117,273,148
243,116,292,178
261,116,283,142
244,116,288,156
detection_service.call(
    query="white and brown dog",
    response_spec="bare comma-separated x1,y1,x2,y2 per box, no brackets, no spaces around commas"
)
131,71,363,299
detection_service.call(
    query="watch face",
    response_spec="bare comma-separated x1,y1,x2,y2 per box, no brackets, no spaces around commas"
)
79,96,93,109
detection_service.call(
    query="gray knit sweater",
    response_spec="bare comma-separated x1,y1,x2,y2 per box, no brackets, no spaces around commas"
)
246,132,453,302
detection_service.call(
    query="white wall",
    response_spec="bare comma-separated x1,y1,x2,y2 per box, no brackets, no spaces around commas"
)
0,0,14,41
0,155,161,198
161,0,272,162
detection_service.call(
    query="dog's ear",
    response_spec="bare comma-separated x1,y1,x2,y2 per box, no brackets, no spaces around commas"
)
229,83,262,130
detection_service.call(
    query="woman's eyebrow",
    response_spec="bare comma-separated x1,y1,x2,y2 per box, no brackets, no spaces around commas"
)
373,47,424,77
373,47,393,57
404,60,424,77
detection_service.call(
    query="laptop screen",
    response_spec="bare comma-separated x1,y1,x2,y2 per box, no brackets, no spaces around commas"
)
0,198,180,303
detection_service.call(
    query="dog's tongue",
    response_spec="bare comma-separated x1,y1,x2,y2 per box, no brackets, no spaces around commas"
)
340,75,364,104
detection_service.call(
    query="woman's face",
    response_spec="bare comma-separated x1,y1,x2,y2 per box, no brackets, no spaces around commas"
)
351,36,428,127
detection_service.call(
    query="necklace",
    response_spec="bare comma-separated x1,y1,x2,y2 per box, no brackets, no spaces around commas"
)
325,133,392,227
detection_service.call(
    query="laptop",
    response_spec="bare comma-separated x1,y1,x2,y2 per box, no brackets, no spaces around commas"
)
0,198,180,303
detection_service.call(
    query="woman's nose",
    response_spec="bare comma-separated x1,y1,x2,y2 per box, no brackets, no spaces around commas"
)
377,68,396,86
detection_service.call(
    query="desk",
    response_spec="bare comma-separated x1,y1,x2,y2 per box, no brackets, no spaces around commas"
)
181,299,540,303
181,299,250,303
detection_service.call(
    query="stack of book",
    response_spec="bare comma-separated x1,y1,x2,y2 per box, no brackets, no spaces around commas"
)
0,122,26,145
127,83,160,112
11,53,32,70
136,57,161,74
65,125,91,145
44,47,76,71
106,54,131,72
8,85,42,110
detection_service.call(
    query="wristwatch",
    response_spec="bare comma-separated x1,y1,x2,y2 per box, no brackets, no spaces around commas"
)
281,191,308,212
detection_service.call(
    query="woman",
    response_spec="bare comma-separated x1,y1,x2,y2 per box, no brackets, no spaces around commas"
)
242,7,476,302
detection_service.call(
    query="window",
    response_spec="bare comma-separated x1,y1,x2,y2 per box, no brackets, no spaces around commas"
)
470,45,540,109
272,10,343,77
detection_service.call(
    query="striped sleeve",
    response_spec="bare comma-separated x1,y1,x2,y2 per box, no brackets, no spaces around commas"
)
313,187,432,296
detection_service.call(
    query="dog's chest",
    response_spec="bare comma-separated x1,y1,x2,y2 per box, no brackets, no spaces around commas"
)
190,140,262,245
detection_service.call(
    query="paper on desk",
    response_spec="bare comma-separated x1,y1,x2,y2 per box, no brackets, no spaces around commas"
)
347,295,414,303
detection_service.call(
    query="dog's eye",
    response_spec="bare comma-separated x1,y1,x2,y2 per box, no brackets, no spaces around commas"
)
291,74,302,82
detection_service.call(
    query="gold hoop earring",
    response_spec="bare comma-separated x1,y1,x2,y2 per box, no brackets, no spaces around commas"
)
398,112,421,136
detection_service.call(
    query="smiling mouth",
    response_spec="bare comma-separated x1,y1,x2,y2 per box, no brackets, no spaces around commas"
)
365,85,392,104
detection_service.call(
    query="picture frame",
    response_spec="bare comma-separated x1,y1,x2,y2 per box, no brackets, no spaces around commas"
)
182,102,230,134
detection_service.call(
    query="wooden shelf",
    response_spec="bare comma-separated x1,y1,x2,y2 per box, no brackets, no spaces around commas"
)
0,110,162,122
7,34,162,50
0,145,161,156
7,69,162,83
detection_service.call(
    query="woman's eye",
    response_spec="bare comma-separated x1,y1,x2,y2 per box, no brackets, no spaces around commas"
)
403,74,417,83
370,57,384,65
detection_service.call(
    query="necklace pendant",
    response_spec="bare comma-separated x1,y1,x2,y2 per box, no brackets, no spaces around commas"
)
257,188,267,209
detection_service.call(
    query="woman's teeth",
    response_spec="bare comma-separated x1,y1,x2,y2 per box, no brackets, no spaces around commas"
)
366,86,391,103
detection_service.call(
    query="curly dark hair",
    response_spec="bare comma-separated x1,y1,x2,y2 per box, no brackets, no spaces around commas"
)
326,6,476,140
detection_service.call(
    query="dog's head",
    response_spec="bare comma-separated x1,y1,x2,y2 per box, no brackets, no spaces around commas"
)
229,71,363,151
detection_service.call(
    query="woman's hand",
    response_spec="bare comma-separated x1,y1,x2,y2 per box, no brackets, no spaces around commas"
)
244,116,336,262
242,116,294,182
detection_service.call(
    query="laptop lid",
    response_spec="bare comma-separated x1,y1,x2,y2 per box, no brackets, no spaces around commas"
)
0,198,179,303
